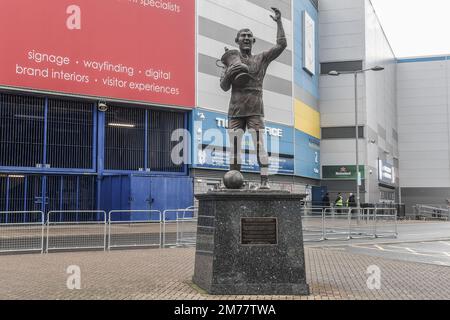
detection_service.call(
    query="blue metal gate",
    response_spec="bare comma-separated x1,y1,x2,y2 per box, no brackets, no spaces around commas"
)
1,91,191,224
0,174,97,216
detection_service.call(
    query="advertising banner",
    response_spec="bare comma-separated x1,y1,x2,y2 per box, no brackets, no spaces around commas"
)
295,130,320,180
0,0,195,108
378,159,396,185
192,109,295,175
322,165,365,180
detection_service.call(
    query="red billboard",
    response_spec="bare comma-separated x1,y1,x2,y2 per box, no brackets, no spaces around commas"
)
0,0,195,108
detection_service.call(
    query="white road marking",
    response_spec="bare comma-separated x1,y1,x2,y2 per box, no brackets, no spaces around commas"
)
374,245,385,251
433,261,450,266
386,245,416,253
439,241,450,247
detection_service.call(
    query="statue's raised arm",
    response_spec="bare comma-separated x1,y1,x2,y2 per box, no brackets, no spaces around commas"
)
264,7,287,62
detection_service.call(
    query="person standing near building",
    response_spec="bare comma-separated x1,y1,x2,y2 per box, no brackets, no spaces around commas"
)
322,192,331,207
334,193,344,213
347,193,356,207
347,193,356,215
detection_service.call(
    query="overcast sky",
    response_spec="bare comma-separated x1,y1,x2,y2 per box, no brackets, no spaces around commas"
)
370,0,450,58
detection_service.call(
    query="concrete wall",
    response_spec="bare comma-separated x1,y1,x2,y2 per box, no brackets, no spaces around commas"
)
364,0,398,202
397,56,450,211
319,0,365,62
318,0,398,203
318,0,366,182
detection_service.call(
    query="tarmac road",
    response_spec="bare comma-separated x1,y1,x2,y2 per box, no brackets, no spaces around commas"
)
307,221,450,267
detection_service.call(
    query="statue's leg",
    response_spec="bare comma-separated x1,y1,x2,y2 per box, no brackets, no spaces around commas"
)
248,116,270,189
228,118,245,172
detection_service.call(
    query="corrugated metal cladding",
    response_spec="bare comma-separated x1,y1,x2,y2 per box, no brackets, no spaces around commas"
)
0,91,190,213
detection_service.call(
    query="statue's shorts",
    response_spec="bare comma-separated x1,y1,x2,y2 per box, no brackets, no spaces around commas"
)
228,116,269,174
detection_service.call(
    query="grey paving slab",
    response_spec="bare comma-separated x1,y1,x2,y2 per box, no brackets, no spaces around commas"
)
0,245,449,300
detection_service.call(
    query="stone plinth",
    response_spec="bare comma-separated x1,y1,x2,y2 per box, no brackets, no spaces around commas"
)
192,190,309,295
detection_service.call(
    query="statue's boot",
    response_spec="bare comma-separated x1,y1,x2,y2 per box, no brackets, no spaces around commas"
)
260,175,270,190
230,164,241,172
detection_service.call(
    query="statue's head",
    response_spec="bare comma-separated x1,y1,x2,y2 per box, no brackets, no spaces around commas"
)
235,28,255,53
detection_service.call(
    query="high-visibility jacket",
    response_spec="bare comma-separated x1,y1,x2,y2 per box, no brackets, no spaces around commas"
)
335,196,343,207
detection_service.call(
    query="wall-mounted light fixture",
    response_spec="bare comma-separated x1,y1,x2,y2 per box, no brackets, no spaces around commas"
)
108,123,136,128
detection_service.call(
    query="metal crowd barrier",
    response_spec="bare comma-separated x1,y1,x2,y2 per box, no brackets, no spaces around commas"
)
162,208,198,247
301,207,398,242
108,210,162,250
0,205,397,254
177,207,198,246
0,211,45,253
371,208,398,238
301,208,325,242
46,211,107,252
414,204,450,220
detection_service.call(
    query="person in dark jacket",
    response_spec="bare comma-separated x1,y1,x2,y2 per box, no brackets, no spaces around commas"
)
347,193,356,207
322,193,331,207
347,193,357,215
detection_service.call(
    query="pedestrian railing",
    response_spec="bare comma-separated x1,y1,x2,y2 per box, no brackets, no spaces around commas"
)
414,204,449,221
302,207,398,242
301,208,325,242
108,210,162,250
177,207,198,247
0,205,397,254
323,210,353,240
0,211,45,253
162,208,198,247
46,211,107,252
371,208,398,238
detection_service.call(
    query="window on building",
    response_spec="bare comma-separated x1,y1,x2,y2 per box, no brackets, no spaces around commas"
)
320,61,363,75
322,126,364,139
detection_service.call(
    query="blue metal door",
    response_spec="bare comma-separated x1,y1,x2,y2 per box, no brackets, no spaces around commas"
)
129,176,152,211
150,176,193,220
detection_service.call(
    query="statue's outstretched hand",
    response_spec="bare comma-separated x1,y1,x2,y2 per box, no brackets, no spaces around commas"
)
270,7,281,22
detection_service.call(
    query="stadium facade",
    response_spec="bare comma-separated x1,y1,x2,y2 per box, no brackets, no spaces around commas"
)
0,0,448,215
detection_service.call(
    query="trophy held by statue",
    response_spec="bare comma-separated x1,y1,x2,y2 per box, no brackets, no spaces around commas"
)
217,48,253,88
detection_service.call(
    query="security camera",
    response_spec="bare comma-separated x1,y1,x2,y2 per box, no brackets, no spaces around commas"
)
98,102,108,112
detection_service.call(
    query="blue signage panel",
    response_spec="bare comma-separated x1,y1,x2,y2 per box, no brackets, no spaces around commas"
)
192,108,294,175
295,130,320,180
